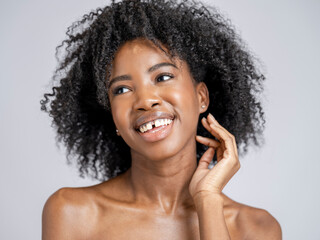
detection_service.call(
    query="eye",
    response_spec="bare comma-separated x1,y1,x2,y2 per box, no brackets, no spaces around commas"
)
156,73,174,82
113,86,130,95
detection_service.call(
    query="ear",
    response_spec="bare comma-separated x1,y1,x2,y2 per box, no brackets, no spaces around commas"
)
196,82,209,114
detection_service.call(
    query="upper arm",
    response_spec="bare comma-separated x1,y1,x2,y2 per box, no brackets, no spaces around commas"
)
42,188,91,240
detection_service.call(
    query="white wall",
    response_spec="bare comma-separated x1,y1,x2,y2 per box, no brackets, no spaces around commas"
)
0,0,319,239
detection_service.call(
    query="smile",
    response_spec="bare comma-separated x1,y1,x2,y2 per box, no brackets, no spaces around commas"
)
138,118,173,133
136,118,174,142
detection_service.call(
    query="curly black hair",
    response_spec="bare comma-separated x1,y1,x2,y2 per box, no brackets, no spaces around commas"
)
41,0,265,181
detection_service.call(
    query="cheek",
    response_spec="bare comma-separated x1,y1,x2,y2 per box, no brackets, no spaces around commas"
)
165,84,199,128
166,82,199,113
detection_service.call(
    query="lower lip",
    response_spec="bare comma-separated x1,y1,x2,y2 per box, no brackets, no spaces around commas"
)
137,120,174,143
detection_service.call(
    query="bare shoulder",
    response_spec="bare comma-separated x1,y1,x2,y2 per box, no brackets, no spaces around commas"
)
42,186,102,240
41,174,128,240
224,195,282,240
239,204,282,239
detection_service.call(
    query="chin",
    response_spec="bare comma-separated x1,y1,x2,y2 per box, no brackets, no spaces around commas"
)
130,135,196,163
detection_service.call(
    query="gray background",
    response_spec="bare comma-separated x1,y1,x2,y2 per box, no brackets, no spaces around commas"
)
1,0,319,239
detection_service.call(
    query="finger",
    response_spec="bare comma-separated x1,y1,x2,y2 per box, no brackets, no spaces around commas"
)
201,117,216,136
202,115,235,152
198,147,215,170
216,147,224,162
201,117,227,141
195,135,220,148
207,114,238,156
200,117,226,154
207,113,233,139
201,117,231,149
209,122,240,170
206,118,232,142
200,118,222,145
208,123,235,157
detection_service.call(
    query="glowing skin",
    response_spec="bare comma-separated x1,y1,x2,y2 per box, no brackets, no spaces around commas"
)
108,39,206,163
42,39,282,240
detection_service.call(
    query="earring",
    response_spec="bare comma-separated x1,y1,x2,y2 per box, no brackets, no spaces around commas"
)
201,105,206,109
116,129,120,136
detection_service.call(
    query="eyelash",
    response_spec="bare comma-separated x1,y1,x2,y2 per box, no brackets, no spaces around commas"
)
112,73,174,95
156,73,174,82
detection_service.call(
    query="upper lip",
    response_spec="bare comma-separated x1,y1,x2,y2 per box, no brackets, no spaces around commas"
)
134,111,175,130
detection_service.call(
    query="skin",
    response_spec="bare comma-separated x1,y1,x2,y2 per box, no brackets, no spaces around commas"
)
42,39,282,240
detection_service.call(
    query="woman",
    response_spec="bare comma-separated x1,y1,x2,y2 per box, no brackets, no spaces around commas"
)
41,0,281,239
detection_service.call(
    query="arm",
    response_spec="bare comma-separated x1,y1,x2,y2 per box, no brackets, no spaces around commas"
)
194,193,230,240
189,113,240,240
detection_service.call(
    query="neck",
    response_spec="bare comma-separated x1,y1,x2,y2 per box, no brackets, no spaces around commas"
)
125,141,198,215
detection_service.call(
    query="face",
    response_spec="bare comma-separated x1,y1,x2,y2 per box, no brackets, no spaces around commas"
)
107,39,208,161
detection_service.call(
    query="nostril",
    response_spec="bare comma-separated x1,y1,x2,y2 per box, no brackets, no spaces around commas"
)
134,97,162,111
151,103,159,108
138,102,158,111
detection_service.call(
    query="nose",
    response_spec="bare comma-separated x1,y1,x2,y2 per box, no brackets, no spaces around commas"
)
133,85,162,111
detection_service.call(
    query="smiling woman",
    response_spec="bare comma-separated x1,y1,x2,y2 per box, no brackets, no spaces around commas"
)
40,0,281,239
108,39,204,155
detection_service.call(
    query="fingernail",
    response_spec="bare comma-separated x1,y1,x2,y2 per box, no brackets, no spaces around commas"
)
208,113,215,120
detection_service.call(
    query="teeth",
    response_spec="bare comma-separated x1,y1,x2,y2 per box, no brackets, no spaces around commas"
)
146,123,152,130
139,118,173,133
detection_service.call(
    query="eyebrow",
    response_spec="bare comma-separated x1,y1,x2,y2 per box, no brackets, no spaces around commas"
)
107,62,178,89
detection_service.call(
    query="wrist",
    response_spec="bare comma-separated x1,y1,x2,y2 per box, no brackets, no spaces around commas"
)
193,192,224,209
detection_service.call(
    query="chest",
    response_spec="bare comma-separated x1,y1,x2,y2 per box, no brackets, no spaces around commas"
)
91,208,201,240
86,205,244,240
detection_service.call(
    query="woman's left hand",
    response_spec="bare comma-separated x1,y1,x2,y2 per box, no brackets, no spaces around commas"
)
189,113,240,200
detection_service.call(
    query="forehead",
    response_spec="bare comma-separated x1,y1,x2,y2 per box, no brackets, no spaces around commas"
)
111,39,181,73
116,38,167,58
